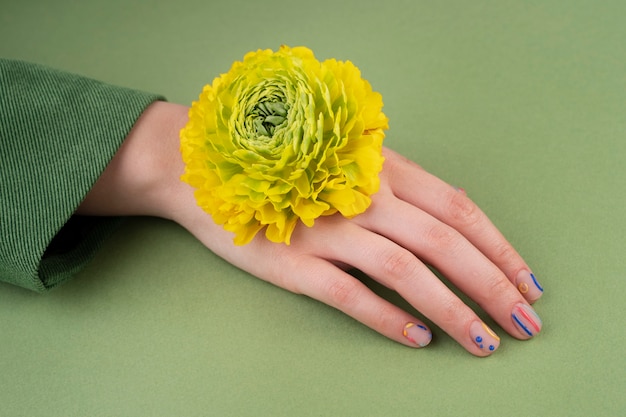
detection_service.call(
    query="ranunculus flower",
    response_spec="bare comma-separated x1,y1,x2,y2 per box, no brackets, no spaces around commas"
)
180,46,388,245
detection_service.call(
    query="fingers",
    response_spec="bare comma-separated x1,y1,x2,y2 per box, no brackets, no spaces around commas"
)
220,223,433,350
310,222,504,356
277,217,502,356
381,148,545,303
281,255,434,349
354,194,542,345
193,147,544,356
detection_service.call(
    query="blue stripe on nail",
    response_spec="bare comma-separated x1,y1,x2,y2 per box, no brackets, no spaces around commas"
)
512,314,533,336
531,273,544,292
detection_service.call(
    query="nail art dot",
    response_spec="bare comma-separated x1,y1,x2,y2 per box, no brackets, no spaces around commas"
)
518,282,529,294
471,321,500,354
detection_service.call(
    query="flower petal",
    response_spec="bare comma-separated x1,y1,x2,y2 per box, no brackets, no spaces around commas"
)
180,46,387,245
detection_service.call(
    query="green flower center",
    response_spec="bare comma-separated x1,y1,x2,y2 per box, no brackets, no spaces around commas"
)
250,100,288,137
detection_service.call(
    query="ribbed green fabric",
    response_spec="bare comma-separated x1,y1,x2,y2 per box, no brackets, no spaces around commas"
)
0,59,164,292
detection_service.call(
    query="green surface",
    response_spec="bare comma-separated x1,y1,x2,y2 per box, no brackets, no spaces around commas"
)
1,0,625,416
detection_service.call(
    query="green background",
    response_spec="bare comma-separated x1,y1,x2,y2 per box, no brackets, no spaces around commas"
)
1,0,625,415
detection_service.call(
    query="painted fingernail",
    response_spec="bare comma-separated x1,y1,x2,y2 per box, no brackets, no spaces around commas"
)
403,322,432,348
452,185,466,194
511,303,543,338
515,270,544,302
470,321,500,354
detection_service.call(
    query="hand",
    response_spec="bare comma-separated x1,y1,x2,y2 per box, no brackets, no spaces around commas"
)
80,102,544,356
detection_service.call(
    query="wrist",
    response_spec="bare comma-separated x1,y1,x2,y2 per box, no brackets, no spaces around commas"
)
78,101,190,219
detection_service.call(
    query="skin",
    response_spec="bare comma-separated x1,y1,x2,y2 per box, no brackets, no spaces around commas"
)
78,101,543,356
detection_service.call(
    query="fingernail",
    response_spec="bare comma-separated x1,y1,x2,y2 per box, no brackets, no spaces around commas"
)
403,322,432,348
515,270,544,302
470,321,500,354
452,185,466,194
511,303,543,338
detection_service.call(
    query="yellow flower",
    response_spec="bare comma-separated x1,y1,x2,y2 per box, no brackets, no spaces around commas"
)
180,46,388,245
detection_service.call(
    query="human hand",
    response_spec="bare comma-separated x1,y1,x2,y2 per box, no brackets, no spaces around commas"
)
177,146,543,356
80,102,543,356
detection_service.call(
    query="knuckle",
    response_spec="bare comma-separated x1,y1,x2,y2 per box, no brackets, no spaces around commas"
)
481,275,513,303
446,192,482,228
493,241,515,260
380,249,418,283
381,154,401,185
381,149,423,184
424,222,462,254
492,242,519,270
269,249,302,292
436,297,465,328
369,303,398,331
325,278,361,308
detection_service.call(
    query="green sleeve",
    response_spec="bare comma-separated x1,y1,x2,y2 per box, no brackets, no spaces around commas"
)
0,59,165,292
